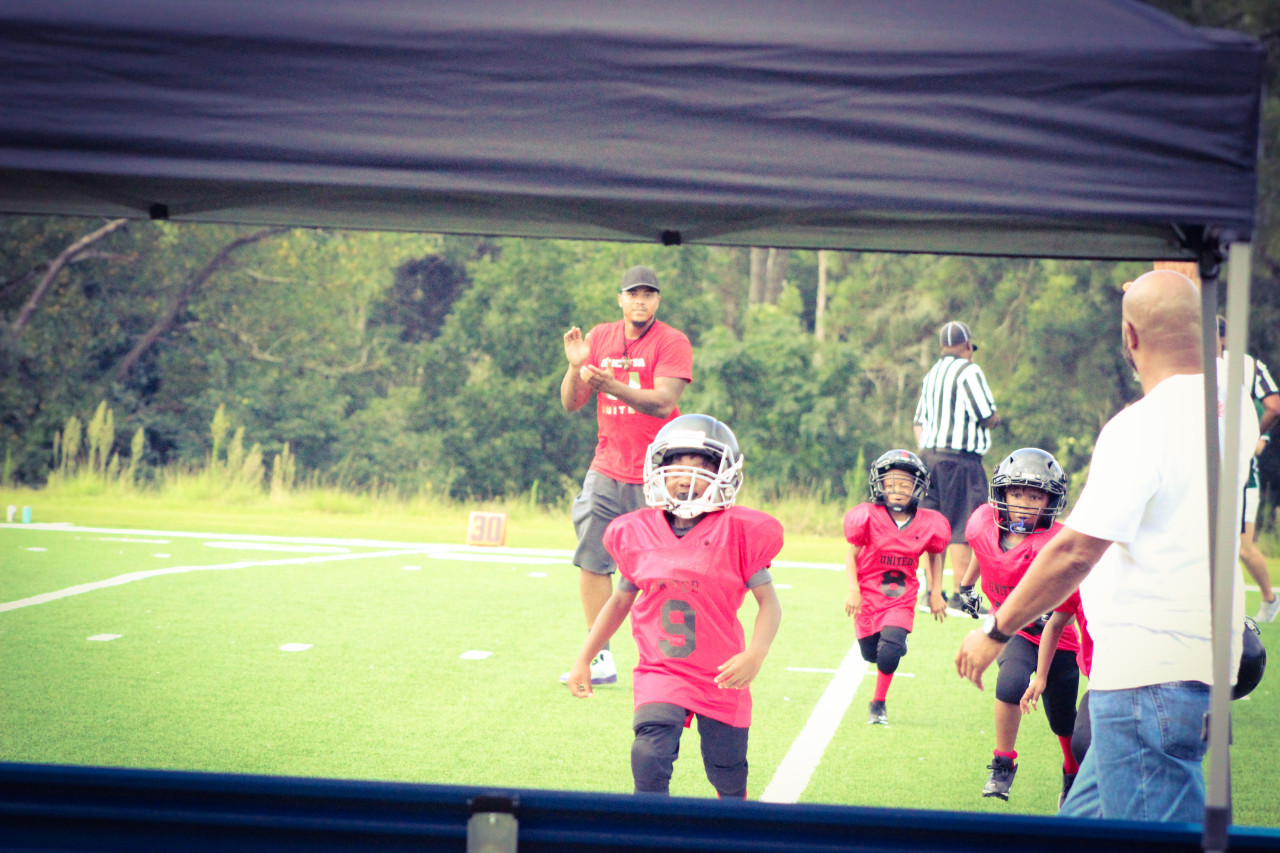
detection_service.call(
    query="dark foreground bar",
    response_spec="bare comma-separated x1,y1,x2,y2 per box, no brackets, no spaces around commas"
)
3,763,1279,853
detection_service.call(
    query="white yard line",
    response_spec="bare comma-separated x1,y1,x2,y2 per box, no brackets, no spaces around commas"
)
759,643,869,804
0,548,428,613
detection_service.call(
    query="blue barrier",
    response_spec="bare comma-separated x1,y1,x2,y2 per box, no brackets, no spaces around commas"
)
3,762,1279,852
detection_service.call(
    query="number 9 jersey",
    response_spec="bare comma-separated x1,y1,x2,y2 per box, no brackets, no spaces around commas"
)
605,505,784,729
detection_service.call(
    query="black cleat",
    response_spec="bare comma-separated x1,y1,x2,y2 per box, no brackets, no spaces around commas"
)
1058,770,1077,810
867,699,888,726
982,756,1017,800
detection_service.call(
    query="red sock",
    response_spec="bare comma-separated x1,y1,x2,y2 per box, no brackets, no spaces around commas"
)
994,749,1017,762
1059,736,1079,774
874,670,893,702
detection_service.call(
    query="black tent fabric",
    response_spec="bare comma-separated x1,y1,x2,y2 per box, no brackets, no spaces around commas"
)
0,0,1265,258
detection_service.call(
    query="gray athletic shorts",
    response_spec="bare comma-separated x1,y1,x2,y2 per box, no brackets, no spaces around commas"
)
571,470,648,575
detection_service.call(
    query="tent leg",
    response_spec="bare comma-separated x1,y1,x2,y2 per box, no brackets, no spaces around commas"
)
1202,241,1252,853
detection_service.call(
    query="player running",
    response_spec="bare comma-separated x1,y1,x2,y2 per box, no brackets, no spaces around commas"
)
955,448,1080,803
566,414,783,799
844,449,950,725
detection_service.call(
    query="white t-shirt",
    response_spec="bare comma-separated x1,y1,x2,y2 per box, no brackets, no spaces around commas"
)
1065,373,1257,690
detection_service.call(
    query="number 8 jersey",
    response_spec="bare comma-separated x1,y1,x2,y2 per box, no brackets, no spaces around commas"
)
843,503,950,638
605,505,784,728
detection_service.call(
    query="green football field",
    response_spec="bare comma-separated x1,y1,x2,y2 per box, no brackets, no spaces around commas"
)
1,516,1277,826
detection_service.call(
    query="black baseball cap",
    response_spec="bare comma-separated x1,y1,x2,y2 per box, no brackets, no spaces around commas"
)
620,265,660,292
940,320,977,351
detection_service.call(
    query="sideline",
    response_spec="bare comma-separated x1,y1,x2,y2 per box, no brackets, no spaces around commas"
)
758,643,868,803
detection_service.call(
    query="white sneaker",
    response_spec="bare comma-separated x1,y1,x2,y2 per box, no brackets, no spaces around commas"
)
1255,594,1280,624
560,649,618,685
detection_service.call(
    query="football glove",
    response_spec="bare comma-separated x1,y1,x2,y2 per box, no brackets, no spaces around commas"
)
957,585,983,619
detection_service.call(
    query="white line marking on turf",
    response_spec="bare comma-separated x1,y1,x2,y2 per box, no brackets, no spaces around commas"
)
760,644,868,804
88,634,122,641
430,553,564,565
203,542,350,553
787,667,837,673
460,650,492,660
99,538,170,544
280,643,312,652
0,548,431,613
27,547,47,552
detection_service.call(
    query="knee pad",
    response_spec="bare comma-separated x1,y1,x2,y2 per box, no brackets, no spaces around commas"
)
995,655,1035,705
876,628,908,675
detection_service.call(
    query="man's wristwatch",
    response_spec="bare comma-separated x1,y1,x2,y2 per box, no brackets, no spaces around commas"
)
982,614,1012,643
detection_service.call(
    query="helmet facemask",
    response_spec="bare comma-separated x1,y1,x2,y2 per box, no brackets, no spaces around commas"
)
989,448,1068,533
643,431,743,519
868,450,929,513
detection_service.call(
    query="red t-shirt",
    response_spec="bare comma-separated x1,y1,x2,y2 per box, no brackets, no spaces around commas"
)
843,503,950,638
587,320,693,483
605,505,783,728
965,503,1080,651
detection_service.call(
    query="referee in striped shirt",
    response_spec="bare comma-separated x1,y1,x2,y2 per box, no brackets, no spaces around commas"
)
913,320,1001,603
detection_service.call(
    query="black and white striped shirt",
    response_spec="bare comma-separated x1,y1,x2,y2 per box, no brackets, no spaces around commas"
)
914,355,998,454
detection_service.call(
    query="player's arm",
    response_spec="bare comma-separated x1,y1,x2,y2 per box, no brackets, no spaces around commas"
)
1258,392,1280,445
926,551,946,622
579,373,688,419
715,581,782,690
561,326,594,412
956,528,1110,690
1020,611,1073,713
567,587,637,697
844,545,863,617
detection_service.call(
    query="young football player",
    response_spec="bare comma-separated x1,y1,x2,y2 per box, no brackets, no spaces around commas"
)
566,414,783,799
844,449,950,726
955,447,1079,803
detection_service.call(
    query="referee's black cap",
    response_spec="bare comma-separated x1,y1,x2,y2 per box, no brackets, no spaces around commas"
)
940,320,977,351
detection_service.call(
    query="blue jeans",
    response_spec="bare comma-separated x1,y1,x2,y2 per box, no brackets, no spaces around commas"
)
1059,681,1210,822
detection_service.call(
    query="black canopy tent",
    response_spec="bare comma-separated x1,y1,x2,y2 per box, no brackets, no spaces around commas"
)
0,1,1269,851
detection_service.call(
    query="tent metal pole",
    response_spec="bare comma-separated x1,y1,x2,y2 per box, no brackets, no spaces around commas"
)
1202,241,1251,853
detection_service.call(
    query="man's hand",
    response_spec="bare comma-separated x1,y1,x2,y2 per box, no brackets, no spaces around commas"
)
955,630,1004,690
957,585,982,619
563,326,590,368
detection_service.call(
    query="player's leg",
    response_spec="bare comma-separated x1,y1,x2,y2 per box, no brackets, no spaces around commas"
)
985,636,1035,800
1242,523,1279,622
565,471,643,684
632,703,689,795
695,714,750,799
858,633,887,725
868,626,907,725
1071,691,1091,768
1040,648,1082,808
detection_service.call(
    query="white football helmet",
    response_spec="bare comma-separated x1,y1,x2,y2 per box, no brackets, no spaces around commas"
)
642,414,744,519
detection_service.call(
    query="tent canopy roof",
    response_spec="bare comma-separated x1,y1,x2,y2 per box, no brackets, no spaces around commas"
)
0,0,1265,258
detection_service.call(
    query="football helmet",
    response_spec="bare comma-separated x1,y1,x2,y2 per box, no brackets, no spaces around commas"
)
868,449,929,512
643,414,743,519
989,448,1067,533
1234,617,1267,700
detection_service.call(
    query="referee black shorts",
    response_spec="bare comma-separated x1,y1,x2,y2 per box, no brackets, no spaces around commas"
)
919,449,988,545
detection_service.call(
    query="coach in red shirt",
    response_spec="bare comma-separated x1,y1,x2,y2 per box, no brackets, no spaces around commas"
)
560,265,693,686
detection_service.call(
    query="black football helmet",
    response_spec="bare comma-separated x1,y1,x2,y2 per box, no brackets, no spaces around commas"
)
869,449,929,513
1234,617,1267,700
643,414,744,519
989,448,1067,533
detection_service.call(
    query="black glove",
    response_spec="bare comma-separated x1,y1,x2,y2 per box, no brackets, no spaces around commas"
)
957,585,983,619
